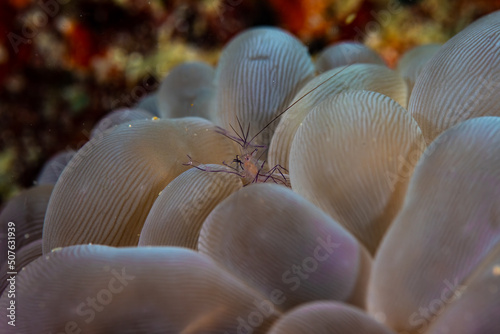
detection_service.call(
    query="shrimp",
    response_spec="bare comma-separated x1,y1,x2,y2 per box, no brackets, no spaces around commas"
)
184,64,352,186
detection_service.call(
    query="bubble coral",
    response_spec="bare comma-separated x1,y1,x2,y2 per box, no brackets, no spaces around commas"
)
0,239,41,294
409,10,500,144
290,90,425,253
0,245,278,333
6,9,500,334
90,108,154,139
157,61,217,120
199,183,371,311
269,63,408,170
267,301,396,334
396,43,441,98
43,117,236,253
215,27,314,151
35,150,76,185
315,41,386,73
0,185,53,264
138,164,242,249
368,117,500,333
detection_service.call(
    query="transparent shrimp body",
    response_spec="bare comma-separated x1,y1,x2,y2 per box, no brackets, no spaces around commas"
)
184,146,289,187
215,121,290,186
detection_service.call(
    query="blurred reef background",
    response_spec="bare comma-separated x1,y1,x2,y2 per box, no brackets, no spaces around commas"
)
1,0,500,206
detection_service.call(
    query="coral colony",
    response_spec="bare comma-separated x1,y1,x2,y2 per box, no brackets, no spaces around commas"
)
1,9,500,334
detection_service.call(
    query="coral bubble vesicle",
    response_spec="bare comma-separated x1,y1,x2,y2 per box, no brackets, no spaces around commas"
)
42,118,237,253
0,245,278,333
315,41,386,74
198,183,371,311
396,44,441,98
1,185,53,262
138,165,242,249
290,90,425,254
267,301,396,334
409,11,500,144
269,63,408,171
215,27,315,150
368,117,500,334
157,61,216,120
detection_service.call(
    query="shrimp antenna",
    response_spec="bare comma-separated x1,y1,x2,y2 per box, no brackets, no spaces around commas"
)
216,125,245,146
245,122,251,146
256,146,267,162
236,116,247,143
217,115,262,149
229,123,245,143
248,64,352,145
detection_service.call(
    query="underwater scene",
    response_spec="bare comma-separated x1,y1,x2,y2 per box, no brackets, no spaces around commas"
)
1,0,500,333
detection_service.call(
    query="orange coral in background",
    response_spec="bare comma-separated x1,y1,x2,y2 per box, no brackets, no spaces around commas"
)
59,19,100,70
8,0,31,10
268,0,363,42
